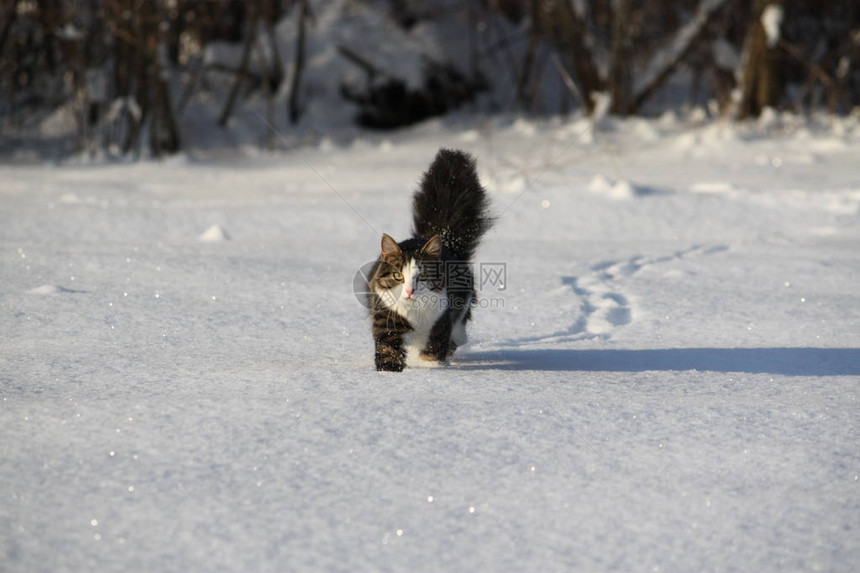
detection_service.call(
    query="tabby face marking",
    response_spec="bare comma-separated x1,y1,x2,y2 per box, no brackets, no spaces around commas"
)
373,250,445,314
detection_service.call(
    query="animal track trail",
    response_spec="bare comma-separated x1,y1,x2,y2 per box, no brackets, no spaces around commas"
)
561,277,631,336
563,243,729,341
494,243,728,348
591,244,728,281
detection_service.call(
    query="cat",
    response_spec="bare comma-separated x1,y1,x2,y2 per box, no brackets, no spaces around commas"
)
366,149,494,372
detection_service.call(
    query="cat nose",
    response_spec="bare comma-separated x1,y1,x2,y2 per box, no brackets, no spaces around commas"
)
405,288,414,297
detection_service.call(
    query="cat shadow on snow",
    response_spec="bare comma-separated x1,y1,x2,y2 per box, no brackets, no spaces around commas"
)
456,347,860,376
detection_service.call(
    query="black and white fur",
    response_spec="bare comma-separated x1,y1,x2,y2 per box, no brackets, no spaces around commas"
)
366,149,493,372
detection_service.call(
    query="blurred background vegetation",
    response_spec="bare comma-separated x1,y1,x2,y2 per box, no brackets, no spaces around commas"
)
1,0,857,158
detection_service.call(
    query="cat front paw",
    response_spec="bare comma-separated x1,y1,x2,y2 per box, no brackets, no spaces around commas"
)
418,352,445,367
376,359,405,372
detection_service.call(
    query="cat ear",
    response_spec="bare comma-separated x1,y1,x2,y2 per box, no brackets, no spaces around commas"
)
420,235,443,259
380,233,402,260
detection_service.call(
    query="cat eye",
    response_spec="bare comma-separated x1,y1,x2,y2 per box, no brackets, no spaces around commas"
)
393,272,403,281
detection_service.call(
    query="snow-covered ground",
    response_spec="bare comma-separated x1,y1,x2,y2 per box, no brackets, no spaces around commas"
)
2,113,859,572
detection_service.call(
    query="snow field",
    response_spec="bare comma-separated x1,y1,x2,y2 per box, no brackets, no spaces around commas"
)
2,113,859,572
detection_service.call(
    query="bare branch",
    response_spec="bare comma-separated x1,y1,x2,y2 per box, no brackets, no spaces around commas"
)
632,0,732,112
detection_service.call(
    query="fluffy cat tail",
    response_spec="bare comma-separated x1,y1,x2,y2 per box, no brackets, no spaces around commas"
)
411,149,494,261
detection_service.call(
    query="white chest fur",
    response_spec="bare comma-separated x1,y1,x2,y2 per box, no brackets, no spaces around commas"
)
397,291,446,366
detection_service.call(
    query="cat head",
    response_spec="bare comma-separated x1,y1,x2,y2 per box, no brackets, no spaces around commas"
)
370,233,444,310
